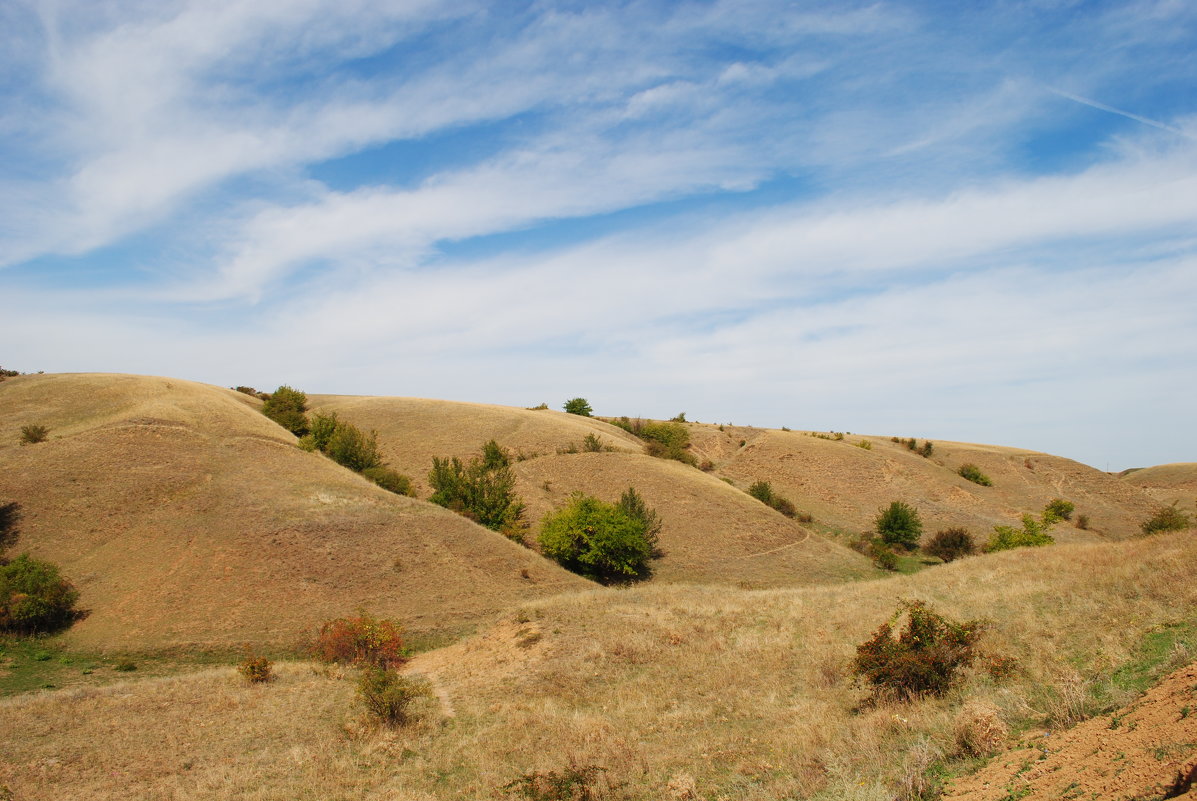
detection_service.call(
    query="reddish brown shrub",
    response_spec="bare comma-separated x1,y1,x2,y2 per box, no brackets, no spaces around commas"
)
311,611,406,669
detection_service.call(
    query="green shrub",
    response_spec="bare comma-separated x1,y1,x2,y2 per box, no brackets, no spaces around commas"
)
875,501,923,550
856,439,872,450
261,385,309,436
0,501,20,558
429,448,526,538
609,416,643,436
311,611,406,669
0,554,81,633
539,493,653,583
985,514,1054,552
746,481,798,519
925,528,976,562
361,466,415,496
582,433,603,453
639,421,697,465
563,398,593,417
238,651,274,684
1140,503,1193,535
325,423,382,472
870,539,898,571
957,464,992,486
1042,498,1075,524
232,386,261,396
852,600,985,700
356,667,428,727
482,439,512,469
306,411,340,452
919,440,934,458
670,412,687,423
20,425,49,444
615,487,662,555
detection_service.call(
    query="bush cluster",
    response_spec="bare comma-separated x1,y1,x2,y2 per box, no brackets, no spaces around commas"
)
852,600,985,701
19,425,49,445
957,464,992,486
238,651,274,683
925,528,976,562
503,762,612,801
298,411,415,496
311,611,407,669
747,481,799,519
429,441,526,539
1140,504,1193,535
1041,498,1074,524
608,417,698,466
539,491,657,583
261,385,310,436
874,501,923,550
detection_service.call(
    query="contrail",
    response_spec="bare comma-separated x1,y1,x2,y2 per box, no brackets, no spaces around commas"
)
1047,87,1195,140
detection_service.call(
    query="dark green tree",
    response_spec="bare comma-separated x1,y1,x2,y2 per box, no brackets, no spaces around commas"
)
0,554,80,633
875,501,923,550
429,450,526,538
563,398,593,417
615,487,662,555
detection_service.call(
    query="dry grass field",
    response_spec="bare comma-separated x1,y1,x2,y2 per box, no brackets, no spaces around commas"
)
1121,462,1197,516
1,373,1194,800
2,532,1194,800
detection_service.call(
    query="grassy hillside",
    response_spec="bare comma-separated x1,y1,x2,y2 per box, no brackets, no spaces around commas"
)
3,531,1194,800
512,451,878,587
1120,462,1197,516
695,424,1159,542
0,374,591,650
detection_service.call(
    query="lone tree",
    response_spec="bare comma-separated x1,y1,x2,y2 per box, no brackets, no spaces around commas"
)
563,398,593,417
875,501,923,550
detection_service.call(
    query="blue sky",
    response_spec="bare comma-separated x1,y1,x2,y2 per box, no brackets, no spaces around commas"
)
2,0,1195,471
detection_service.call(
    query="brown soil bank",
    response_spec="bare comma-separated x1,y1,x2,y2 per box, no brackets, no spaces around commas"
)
0,374,590,650
945,660,1197,801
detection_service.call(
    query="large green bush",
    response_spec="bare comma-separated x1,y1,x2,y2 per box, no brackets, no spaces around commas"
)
747,480,798,519
0,554,81,633
539,493,653,582
429,449,526,538
261,385,309,436
874,501,923,550
615,487,662,555
1140,504,1193,535
852,600,985,701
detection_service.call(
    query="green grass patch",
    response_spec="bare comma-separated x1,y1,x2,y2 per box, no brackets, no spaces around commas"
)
1105,620,1197,697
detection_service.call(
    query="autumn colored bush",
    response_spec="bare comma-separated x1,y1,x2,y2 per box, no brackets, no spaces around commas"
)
852,600,985,700
311,611,406,669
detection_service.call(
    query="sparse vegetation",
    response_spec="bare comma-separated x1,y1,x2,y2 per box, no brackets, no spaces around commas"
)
299,411,414,494
856,439,872,450
875,501,923,550
429,444,527,539
746,480,799,518
0,554,81,633
19,424,49,444
1140,503,1193,535
958,463,992,486
261,385,310,436
852,600,986,701
563,398,593,417
311,611,406,669
360,466,415,496
582,433,603,452
925,528,977,562
539,493,654,583
670,412,687,423
356,667,428,727
504,762,615,801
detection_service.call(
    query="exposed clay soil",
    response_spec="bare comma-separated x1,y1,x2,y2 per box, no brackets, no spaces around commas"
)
945,661,1197,801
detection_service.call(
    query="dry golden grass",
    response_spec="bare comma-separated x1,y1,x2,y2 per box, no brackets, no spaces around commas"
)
1121,462,1197,515
306,394,642,495
0,374,591,650
513,451,877,587
4,532,1194,800
708,427,1160,542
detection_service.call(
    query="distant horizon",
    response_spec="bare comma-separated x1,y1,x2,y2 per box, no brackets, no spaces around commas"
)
2,1,1195,474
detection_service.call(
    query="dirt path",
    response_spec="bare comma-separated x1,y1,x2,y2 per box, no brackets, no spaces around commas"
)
735,527,811,560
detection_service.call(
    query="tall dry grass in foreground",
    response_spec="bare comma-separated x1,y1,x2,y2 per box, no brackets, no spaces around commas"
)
2,532,1195,800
